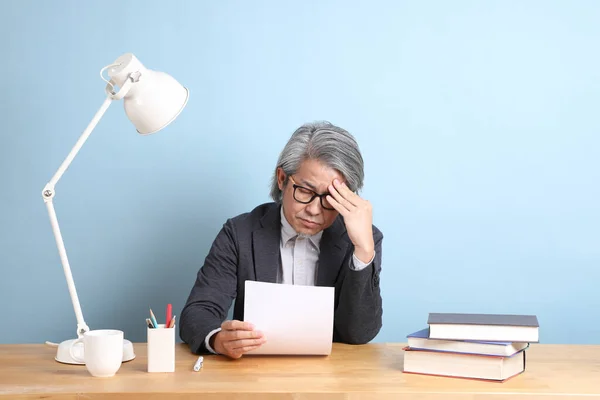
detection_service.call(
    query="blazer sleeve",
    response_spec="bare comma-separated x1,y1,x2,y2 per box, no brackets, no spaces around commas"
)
179,219,239,354
332,226,383,344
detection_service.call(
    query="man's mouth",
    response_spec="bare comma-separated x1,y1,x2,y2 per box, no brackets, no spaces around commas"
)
299,218,320,228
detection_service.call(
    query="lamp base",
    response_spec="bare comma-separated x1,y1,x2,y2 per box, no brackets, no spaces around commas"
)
55,338,136,364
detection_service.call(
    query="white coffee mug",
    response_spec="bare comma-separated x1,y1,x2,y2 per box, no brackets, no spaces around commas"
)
69,329,124,377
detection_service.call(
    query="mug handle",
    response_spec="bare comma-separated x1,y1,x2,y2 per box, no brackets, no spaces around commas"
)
69,338,85,364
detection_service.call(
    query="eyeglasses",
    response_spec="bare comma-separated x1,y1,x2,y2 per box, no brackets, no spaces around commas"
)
288,176,335,211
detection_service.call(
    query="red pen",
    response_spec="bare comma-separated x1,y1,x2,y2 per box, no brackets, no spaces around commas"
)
166,304,172,328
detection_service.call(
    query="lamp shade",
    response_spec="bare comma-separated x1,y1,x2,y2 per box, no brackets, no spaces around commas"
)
107,53,189,135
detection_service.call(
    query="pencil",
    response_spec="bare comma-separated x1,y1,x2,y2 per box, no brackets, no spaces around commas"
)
166,303,172,328
149,308,159,328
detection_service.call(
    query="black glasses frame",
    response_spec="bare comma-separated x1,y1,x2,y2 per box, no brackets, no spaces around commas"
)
289,176,336,211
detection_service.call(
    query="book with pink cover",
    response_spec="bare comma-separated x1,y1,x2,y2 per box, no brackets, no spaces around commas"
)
403,346,526,382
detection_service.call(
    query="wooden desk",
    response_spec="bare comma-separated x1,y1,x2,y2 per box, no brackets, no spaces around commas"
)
1,343,599,399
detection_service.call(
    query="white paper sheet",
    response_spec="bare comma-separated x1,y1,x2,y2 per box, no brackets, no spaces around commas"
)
243,280,334,355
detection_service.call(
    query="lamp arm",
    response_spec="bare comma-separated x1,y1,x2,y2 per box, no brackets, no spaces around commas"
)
45,96,113,190
42,96,114,338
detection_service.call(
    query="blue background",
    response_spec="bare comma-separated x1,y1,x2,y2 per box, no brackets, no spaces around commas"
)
1,0,598,345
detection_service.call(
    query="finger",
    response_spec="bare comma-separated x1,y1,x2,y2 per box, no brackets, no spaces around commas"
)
221,329,264,341
221,320,255,331
328,183,355,211
230,344,264,358
227,350,243,359
229,337,267,350
333,179,362,205
325,195,349,217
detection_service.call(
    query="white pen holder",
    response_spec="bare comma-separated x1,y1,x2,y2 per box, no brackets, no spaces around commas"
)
147,324,175,372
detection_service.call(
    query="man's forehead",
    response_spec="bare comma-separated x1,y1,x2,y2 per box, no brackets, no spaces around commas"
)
296,177,322,191
292,159,344,189
295,175,344,190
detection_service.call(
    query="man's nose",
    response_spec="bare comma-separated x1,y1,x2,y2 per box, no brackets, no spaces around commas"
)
305,197,322,216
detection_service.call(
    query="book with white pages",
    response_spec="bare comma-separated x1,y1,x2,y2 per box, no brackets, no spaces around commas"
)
427,313,539,342
403,347,526,382
407,328,529,357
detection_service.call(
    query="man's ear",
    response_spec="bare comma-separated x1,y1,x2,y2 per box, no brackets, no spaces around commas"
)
276,167,286,190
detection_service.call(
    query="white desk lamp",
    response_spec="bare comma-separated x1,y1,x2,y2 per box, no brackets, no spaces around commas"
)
42,53,188,364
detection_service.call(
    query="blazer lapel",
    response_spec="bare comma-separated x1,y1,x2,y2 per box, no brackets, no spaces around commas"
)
317,216,349,287
252,205,281,283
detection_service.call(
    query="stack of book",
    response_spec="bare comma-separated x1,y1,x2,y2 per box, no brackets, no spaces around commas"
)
403,313,539,382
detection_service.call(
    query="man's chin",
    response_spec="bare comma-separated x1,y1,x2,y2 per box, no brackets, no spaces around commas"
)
295,225,322,237
297,231,317,238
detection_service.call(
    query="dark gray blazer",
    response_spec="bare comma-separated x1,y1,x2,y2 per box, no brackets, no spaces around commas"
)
179,202,383,354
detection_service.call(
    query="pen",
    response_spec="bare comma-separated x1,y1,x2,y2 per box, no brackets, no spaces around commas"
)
149,308,158,328
166,303,172,328
146,318,154,328
193,356,204,372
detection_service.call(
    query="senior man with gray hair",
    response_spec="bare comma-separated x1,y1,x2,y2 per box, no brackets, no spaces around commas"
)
180,121,384,359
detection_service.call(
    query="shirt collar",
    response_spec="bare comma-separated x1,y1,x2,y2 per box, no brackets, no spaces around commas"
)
280,206,323,248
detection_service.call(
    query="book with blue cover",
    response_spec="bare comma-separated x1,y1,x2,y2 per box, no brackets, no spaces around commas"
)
407,328,529,357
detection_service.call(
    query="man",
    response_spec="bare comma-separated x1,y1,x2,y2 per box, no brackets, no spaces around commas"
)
180,121,383,358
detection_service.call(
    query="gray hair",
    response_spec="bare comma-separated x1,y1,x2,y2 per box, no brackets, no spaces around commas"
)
270,121,364,203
